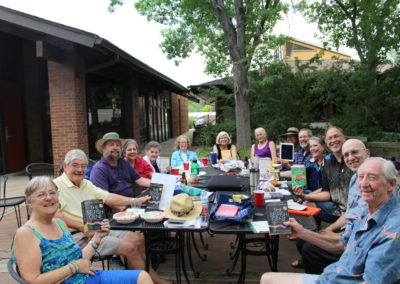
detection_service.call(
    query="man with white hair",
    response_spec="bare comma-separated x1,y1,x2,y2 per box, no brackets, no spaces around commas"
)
261,157,400,284
55,149,169,284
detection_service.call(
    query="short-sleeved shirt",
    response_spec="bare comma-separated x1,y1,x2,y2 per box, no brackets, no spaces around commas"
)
317,196,400,283
90,157,141,197
294,147,312,165
321,155,353,216
54,173,109,224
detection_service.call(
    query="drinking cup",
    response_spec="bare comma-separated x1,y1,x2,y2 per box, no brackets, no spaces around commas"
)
210,152,217,165
183,162,190,171
201,157,208,166
253,190,264,207
171,168,179,175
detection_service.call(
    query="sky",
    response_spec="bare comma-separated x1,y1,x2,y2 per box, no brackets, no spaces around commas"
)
0,0,357,87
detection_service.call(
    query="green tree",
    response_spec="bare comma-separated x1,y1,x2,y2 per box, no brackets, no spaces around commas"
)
298,0,400,70
109,0,287,148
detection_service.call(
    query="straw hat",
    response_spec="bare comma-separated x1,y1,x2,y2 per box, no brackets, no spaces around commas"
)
95,132,125,153
164,193,202,221
280,127,299,138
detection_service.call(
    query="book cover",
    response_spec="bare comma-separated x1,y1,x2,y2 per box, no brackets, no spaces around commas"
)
215,204,240,217
291,165,307,188
265,201,291,235
249,221,270,233
81,199,106,232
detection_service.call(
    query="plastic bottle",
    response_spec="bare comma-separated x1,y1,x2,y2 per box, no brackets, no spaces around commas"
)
191,160,200,175
200,190,209,226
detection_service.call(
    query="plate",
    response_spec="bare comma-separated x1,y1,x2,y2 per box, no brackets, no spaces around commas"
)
113,211,140,224
141,211,165,223
232,194,250,202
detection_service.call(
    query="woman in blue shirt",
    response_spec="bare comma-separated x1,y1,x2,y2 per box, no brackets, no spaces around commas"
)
170,135,199,168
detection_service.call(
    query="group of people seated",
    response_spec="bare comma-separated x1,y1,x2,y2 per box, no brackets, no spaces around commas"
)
11,127,400,284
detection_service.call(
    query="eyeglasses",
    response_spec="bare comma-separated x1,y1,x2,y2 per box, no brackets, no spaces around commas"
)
70,163,88,170
31,190,59,200
326,134,343,141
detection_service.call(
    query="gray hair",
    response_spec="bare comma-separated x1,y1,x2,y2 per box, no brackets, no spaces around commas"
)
215,131,232,145
324,126,344,144
359,157,398,184
25,176,58,199
309,136,325,146
145,141,161,152
254,127,267,138
122,139,139,157
299,128,313,137
64,149,88,165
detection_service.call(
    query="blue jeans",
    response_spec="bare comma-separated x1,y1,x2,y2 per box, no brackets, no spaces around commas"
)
316,201,339,223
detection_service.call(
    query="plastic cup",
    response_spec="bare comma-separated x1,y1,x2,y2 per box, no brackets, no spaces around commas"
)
210,152,217,165
253,190,264,207
201,157,208,166
171,168,179,175
183,162,190,171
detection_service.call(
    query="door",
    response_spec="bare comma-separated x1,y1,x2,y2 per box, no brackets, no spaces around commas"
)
0,82,26,172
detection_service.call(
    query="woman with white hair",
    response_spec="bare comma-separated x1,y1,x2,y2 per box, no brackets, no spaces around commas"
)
12,176,152,284
212,131,237,162
251,127,278,162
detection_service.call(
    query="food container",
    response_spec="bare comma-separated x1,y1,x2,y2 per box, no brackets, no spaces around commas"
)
141,211,165,223
113,211,140,224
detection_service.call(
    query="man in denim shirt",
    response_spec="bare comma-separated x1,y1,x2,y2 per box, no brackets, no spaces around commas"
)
261,157,400,284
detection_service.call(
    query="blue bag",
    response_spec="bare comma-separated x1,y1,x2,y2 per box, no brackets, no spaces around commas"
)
210,193,255,223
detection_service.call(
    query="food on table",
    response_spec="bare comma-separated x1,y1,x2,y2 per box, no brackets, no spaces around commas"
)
141,211,165,223
113,211,140,223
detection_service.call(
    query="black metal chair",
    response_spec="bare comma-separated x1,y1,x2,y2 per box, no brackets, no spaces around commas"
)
7,258,29,284
25,163,58,180
0,175,28,227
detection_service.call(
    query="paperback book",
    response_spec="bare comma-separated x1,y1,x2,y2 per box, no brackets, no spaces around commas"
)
265,201,291,235
81,199,106,232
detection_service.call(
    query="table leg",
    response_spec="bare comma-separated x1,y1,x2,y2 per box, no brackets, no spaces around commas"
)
190,232,207,261
178,232,191,283
186,233,200,278
227,234,243,276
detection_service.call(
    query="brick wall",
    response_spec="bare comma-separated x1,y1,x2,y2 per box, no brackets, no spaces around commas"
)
47,49,89,167
170,92,189,137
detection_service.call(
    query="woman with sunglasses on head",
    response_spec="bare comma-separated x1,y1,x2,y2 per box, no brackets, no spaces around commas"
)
12,176,152,284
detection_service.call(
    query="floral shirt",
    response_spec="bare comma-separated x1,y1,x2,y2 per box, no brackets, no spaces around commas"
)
317,196,400,283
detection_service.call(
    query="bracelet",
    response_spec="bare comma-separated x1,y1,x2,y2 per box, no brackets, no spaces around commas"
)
72,261,79,274
68,263,76,275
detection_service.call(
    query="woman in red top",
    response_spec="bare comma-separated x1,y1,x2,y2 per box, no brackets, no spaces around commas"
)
122,139,153,179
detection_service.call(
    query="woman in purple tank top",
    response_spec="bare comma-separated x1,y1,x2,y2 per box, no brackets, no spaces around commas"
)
251,127,278,162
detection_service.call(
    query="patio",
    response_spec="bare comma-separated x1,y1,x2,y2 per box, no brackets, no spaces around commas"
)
0,171,302,283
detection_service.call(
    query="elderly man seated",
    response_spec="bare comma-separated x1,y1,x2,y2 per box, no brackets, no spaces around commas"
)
261,157,400,284
54,149,169,284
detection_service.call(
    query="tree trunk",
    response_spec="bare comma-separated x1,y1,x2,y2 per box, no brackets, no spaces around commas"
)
232,63,251,149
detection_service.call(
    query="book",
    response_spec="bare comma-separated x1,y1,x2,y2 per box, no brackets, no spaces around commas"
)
291,165,307,188
215,204,240,217
265,201,291,235
249,221,270,233
81,199,106,232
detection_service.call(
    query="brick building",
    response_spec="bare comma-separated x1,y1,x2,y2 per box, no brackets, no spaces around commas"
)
0,6,191,173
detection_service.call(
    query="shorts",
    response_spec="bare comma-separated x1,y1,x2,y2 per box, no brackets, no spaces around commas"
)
303,273,319,284
85,270,141,284
72,230,128,256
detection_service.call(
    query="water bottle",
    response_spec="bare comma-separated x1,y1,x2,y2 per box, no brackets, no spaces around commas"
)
191,160,200,175
200,190,209,226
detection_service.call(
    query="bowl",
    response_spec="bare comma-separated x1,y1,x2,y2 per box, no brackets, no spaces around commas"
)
141,211,165,223
113,211,140,224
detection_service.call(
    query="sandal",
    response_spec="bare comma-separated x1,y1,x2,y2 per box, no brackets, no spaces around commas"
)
291,259,304,269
